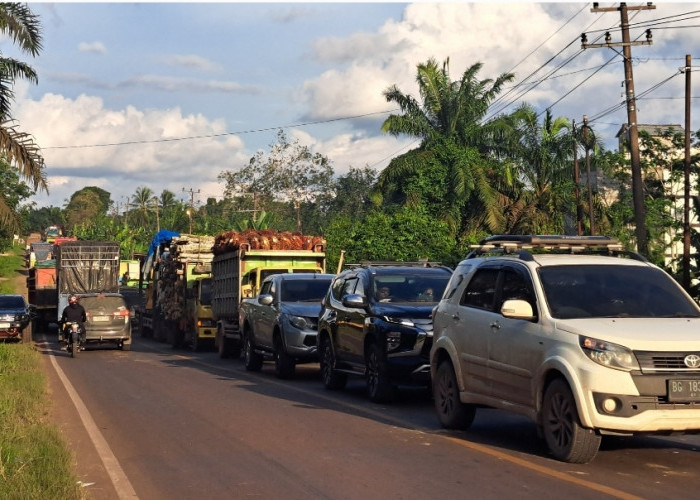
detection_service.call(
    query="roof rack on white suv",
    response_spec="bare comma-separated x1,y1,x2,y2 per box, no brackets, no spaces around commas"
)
466,234,646,261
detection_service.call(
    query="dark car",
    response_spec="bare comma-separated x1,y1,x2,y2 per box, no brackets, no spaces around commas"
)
0,294,34,342
317,262,452,402
78,293,132,350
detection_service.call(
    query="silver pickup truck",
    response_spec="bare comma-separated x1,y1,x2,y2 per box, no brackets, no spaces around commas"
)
239,272,334,378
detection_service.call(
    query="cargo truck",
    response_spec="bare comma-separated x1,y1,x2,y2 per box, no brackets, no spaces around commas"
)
211,229,327,359
26,259,57,332
136,231,215,350
55,241,121,319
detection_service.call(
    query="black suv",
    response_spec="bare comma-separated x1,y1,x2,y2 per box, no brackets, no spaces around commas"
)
0,294,34,342
317,262,452,402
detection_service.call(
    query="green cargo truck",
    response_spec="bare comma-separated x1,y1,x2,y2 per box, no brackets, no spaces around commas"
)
212,243,326,359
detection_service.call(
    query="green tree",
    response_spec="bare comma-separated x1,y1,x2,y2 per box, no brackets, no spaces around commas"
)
219,129,335,232
501,105,576,234
0,3,47,232
321,166,378,222
130,186,155,229
324,206,460,272
379,58,515,235
0,157,32,248
64,188,108,232
20,204,63,234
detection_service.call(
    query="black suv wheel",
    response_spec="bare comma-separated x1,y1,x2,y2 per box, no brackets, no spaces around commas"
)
366,343,393,403
319,336,347,390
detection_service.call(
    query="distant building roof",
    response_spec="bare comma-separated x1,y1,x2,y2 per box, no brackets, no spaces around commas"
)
616,124,684,138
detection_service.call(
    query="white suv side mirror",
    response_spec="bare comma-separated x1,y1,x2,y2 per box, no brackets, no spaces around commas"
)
501,299,534,320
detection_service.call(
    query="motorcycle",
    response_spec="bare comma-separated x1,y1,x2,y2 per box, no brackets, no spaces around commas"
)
63,322,85,357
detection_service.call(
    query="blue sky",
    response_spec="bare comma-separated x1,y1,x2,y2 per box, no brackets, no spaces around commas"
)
8,2,700,210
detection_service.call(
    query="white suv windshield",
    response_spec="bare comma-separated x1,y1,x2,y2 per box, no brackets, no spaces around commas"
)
539,265,700,319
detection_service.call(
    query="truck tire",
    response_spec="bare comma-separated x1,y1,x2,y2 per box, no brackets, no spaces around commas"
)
192,329,200,352
170,328,185,349
218,326,230,358
243,330,263,371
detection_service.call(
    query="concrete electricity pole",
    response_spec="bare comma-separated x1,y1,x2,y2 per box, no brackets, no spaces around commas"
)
582,2,655,255
682,54,692,289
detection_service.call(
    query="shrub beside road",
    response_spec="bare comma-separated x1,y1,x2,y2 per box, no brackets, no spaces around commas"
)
0,245,82,499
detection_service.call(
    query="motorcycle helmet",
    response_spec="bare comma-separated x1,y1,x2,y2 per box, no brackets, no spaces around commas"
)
68,294,79,305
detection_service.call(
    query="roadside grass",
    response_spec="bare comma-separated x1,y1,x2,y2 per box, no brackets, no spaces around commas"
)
1,245,83,499
0,246,24,293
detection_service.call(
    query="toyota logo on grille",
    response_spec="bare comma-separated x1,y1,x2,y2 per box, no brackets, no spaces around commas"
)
684,354,700,368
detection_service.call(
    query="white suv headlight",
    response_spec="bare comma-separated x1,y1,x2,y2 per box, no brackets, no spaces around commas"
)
579,336,640,371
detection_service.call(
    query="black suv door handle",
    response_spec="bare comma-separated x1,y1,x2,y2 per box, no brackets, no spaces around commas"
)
490,321,501,330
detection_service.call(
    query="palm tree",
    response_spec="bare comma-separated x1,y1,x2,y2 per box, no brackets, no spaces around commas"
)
501,104,576,234
130,186,154,229
0,3,47,231
378,58,515,234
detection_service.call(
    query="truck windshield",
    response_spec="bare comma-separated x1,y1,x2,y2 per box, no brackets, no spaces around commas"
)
200,279,213,305
539,265,700,319
281,278,333,302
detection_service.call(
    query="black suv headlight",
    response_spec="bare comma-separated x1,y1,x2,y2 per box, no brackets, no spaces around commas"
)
380,316,417,352
580,336,639,371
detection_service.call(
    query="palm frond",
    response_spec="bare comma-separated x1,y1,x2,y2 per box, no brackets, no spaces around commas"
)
0,3,43,56
0,120,46,191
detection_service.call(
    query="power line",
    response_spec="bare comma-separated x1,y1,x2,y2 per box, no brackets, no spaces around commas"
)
42,109,398,150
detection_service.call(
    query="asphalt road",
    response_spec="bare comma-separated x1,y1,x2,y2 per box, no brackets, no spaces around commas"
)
36,332,700,500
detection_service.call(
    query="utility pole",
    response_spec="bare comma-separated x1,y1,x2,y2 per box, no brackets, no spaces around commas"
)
152,197,160,232
582,2,655,255
182,187,200,209
583,115,595,235
682,54,692,289
573,119,583,235
182,187,200,234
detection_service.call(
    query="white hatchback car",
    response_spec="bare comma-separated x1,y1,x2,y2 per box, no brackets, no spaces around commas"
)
430,235,700,463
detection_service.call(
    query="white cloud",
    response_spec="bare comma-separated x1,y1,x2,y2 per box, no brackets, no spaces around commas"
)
162,54,223,72
77,41,106,54
15,87,249,208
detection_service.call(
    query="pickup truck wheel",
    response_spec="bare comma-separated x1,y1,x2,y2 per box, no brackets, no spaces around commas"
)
244,331,263,371
366,343,394,403
319,337,346,390
542,378,601,463
434,360,475,429
274,336,296,379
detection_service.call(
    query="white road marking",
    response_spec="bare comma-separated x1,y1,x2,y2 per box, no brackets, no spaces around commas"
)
49,349,139,499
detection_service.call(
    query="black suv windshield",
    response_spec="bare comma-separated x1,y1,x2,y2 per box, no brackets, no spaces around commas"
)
539,265,700,319
372,271,449,303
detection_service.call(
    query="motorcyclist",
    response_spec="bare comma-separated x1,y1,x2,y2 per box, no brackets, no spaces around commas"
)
59,294,87,345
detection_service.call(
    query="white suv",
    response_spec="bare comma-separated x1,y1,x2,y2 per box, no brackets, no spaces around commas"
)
430,235,700,463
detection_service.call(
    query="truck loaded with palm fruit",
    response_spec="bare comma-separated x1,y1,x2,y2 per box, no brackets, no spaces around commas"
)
211,229,327,359
136,231,216,350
